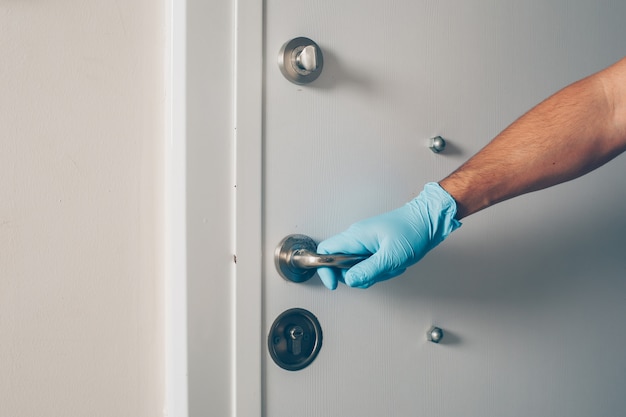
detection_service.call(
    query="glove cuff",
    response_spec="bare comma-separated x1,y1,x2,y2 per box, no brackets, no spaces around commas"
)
417,182,462,240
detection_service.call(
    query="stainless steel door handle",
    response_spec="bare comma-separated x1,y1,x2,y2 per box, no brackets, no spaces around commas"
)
275,234,369,282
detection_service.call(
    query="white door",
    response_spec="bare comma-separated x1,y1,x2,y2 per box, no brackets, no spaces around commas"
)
245,1,626,416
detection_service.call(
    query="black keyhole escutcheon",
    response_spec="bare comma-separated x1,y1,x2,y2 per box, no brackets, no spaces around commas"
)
268,308,323,371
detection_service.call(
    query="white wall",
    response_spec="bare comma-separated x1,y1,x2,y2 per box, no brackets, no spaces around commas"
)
0,1,165,416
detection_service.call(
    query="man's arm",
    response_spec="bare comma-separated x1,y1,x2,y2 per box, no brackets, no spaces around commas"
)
317,57,626,289
440,57,626,219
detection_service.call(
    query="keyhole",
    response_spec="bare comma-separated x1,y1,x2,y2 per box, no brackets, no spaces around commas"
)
268,308,323,371
289,325,304,356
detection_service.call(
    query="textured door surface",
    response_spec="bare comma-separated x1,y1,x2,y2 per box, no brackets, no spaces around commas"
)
262,1,626,416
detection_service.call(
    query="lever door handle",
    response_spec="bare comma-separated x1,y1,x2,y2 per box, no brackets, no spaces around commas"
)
292,250,368,269
275,234,369,283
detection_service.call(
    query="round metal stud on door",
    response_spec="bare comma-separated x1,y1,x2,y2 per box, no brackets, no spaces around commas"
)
268,308,323,371
427,326,444,343
429,136,447,153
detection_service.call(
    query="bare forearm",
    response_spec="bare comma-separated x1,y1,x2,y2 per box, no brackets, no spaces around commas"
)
440,58,626,219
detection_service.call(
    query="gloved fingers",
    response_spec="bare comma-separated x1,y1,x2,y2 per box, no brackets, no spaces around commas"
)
316,267,340,290
344,251,406,288
316,231,371,256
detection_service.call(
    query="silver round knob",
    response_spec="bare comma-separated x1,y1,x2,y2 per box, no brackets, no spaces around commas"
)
427,326,444,343
429,136,447,153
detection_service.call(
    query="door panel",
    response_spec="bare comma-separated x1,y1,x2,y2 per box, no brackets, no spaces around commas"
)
262,1,626,416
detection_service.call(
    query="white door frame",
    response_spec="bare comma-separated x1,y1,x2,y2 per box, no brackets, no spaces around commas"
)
165,0,263,416
165,0,189,415
233,0,264,414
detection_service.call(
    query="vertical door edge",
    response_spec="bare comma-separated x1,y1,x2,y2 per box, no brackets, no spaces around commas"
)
234,0,264,416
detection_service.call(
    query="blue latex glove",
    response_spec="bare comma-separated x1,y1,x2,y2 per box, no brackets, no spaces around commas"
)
316,182,461,289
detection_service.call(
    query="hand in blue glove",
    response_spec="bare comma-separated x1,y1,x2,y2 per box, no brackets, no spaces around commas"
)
316,182,461,289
